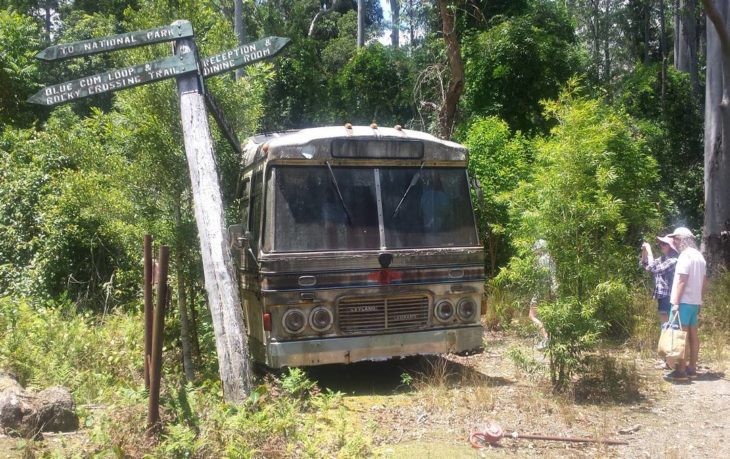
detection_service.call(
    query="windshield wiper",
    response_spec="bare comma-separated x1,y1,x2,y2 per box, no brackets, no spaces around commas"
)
325,161,353,225
391,161,425,218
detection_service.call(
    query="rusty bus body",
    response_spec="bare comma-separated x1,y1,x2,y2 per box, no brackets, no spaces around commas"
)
230,125,485,368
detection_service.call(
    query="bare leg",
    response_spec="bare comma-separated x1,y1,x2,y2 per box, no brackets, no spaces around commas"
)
658,312,668,325
529,303,548,339
688,326,699,369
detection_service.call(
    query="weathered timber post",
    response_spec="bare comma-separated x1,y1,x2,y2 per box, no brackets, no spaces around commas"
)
143,235,153,389
172,20,252,403
147,245,168,432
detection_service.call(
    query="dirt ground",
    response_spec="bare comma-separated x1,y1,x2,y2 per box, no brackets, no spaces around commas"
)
308,331,730,459
1,330,728,458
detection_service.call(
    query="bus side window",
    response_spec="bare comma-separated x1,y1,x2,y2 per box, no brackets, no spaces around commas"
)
240,178,251,228
249,171,263,253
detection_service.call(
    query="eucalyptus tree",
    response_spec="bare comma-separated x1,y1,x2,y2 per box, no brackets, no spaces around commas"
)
674,0,700,95
701,0,730,270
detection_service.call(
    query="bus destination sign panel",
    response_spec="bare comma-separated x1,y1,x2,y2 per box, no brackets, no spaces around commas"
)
35,22,195,61
28,53,197,106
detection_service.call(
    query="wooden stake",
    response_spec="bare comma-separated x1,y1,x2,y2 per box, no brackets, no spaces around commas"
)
143,234,153,389
147,245,168,432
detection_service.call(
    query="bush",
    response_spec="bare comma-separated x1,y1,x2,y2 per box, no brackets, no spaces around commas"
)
0,296,142,403
500,82,662,389
462,116,532,275
538,298,603,390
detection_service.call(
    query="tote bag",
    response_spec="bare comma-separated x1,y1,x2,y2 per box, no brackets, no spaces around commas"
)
657,311,687,360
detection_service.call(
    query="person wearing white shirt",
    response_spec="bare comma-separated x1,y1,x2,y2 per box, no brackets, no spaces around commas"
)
664,227,707,382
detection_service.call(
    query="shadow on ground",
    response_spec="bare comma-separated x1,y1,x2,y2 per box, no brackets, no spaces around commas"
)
305,355,513,396
574,354,646,405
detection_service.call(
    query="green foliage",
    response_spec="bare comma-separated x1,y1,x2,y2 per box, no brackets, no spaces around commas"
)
0,8,42,127
463,0,583,133
462,116,532,274
509,82,662,299
0,296,142,403
538,298,603,390
91,369,366,458
505,346,545,377
702,269,730,333
499,82,662,389
618,63,704,229
400,371,414,387
335,44,415,126
280,367,318,398
0,109,143,306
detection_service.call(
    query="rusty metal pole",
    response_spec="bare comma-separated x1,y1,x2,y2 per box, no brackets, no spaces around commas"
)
143,235,153,389
147,245,169,433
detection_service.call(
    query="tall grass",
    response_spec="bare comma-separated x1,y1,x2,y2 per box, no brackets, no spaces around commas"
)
0,296,143,403
0,297,371,457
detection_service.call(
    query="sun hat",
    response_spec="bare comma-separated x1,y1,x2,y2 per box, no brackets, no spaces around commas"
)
656,235,678,253
667,227,694,238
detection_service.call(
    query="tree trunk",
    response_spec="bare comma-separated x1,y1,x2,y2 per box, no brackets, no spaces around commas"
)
602,0,612,87
188,283,201,360
44,1,52,43
701,0,730,271
173,24,252,403
175,196,195,382
408,0,415,46
644,2,650,64
390,0,400,48
660,0,668,103
437,0,464,140
357,0,365,47
234,0,246,80
675,0,700,95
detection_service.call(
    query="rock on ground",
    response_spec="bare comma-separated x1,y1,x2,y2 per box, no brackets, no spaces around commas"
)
0,373,79,438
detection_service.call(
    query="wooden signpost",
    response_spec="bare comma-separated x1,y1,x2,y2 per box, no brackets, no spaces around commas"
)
30,27,289,106
28,53,197,105
200,36,290,77
29,22,290,406
35,22,195,61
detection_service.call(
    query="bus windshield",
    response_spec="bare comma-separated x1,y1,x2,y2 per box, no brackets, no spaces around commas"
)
270,166,478,252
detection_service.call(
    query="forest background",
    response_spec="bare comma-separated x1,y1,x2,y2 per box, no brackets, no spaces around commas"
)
1,0,729,456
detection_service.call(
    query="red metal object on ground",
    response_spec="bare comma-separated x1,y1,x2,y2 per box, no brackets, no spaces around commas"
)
469,422,629,448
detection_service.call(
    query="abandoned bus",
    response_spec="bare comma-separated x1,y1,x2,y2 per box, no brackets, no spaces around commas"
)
230,124,485,368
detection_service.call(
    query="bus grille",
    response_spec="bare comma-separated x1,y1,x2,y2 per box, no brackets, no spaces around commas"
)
337,295,430,334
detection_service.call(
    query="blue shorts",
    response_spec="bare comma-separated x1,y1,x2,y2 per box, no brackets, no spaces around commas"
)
657,297,671,314
678,303,699,327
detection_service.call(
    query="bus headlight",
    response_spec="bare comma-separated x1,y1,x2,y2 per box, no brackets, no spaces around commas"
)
309,306,333,332
282,308,307,334
457,298,477,322
435,300,454,323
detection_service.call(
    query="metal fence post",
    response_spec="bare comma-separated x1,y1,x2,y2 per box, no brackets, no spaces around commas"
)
143,235,153,389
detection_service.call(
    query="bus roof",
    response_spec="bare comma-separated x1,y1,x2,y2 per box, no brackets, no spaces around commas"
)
241,125,468,169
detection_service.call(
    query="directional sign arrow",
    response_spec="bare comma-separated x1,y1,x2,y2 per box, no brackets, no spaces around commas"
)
36,22,194,61
200,36,290,78
28,53,197,106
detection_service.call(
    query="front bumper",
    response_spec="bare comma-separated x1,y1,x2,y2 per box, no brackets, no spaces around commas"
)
266,325,484,368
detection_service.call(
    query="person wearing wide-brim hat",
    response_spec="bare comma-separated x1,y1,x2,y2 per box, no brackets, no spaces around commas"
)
663,227,707,382
640,234,679,324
